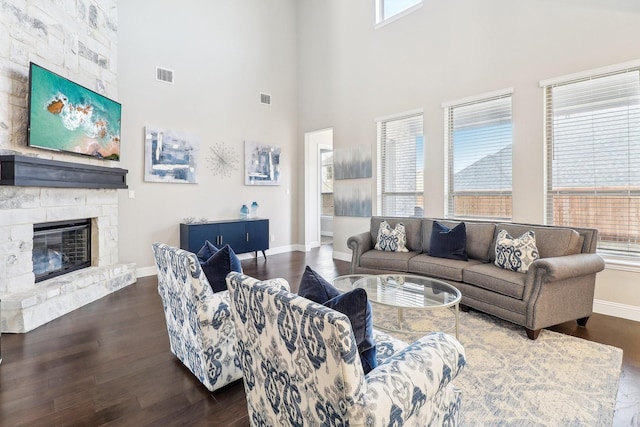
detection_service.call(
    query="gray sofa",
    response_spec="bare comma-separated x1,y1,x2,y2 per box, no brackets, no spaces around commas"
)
347,216,606,340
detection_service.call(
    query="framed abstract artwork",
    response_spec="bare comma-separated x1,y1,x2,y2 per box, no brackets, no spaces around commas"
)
245,140,281,185
144,127,198,184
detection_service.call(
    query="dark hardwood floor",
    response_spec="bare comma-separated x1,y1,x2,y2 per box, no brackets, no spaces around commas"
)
1,244,638,426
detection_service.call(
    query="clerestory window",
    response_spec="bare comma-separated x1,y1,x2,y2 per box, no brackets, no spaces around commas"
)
375,0,423,26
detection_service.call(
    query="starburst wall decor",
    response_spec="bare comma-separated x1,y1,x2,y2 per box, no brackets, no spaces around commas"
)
206,142,239,178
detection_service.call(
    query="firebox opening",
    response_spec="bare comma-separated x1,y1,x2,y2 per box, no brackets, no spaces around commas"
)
33,218,92,283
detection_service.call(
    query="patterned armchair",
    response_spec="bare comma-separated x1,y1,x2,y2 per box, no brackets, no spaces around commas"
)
226,272,466,426
151,242,243,392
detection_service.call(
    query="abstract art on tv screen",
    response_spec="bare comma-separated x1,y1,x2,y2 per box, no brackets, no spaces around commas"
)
144,126,198,184
245,140,281,185
28,62,121,161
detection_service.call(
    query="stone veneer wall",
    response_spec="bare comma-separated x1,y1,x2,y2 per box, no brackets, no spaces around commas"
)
0,1,136,332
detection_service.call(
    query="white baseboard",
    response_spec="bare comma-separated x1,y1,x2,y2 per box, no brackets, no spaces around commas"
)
593,299,640,322
136,265,157,278
332,251,351,262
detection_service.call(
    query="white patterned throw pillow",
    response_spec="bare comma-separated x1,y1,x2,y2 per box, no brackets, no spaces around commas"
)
494,229,539,273
374,220,409,252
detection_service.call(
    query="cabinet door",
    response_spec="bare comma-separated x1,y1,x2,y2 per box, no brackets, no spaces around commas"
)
218,221,247,253
180,223,222,253
245,220,269,252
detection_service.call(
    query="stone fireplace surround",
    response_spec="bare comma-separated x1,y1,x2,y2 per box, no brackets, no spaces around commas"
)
0,158,135,333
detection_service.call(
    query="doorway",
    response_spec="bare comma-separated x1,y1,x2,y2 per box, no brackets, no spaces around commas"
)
304,128,333,250
320,148,334,245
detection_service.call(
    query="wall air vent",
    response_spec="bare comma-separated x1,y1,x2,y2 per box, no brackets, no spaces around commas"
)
260,92,272,105
156,66,174,84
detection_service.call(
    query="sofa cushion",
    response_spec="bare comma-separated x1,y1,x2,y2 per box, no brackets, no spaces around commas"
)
374,220,409,252
494,229,540,273
200,244,242,292
423,219,496,261
409,254,483,282
491,223,582,262
370,217,423,252
360,249,417,272
463,263,527,300
298,266,377,374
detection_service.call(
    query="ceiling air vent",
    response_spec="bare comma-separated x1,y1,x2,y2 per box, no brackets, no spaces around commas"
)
260,92,272,105
156,66,174,84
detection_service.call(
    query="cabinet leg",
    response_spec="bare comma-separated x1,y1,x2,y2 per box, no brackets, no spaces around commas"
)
262,250,267,260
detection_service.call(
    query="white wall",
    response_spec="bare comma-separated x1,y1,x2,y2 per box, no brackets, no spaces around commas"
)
297,0,640,315
118,0,298,274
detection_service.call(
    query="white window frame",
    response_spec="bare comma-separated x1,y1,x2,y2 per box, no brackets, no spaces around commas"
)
375,0,423,28
540,59,640,267
443,88,514,221
376,109,424,217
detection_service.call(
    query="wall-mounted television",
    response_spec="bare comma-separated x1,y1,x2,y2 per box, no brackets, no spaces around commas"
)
28,62,121,161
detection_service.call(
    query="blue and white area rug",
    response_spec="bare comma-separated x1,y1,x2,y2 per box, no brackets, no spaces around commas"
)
373,307,623,426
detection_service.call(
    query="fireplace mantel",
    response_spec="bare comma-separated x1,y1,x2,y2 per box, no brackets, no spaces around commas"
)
0,155,127,189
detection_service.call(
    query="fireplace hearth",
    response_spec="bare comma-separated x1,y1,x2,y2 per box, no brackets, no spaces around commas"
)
33,219,92,282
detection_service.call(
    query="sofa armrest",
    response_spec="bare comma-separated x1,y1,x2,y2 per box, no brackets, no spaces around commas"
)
360,332,465,423
347,231,373,273
529,253,605,283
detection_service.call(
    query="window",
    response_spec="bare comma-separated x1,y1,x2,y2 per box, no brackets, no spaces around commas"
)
444,91,513,220
376,0,422,26
376,110,424,217
543,65,640,254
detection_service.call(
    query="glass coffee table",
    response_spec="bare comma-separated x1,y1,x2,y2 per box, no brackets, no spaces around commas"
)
353,274,461,338
331,274,373,292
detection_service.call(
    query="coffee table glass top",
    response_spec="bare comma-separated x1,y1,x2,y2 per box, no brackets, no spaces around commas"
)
353,274,461,309
331,274,373,293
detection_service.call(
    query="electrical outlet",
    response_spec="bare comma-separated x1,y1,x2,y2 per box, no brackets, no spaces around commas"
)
270,234,275,242
128,190,135,199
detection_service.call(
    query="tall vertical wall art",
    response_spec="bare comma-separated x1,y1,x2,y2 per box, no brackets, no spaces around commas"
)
334,181,372,217
334,144,372,180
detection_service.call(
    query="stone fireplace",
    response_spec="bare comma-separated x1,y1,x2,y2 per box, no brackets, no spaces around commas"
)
0,164,135,333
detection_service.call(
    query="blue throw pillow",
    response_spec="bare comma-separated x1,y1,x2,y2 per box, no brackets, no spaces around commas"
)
298,266,377,374
323,288,377,374
298,265,341,303
196,240,219,263
429,221,468,261
200,244,242,293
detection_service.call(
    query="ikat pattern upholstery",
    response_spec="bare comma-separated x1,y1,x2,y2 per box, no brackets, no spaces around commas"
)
494,229,540,273
374,220,409,252
152,242,244,392
226,271,466,427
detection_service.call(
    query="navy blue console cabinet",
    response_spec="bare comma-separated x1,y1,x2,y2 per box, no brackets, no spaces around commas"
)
180,218,269,259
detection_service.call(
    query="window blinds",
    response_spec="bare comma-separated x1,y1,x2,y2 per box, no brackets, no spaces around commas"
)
446,94,513,220
544,68,640,253
377,112,424,217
